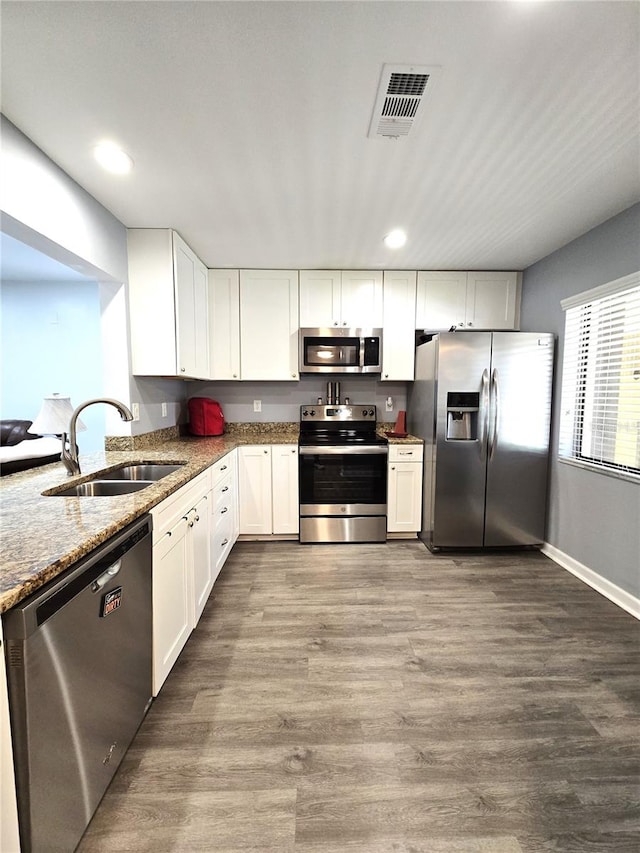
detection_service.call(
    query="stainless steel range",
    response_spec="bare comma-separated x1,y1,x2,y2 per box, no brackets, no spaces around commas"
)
298,404,388,543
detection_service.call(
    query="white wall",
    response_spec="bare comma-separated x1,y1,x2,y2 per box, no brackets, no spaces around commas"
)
0,115,188,440
0,280,105,451
520,203,640,599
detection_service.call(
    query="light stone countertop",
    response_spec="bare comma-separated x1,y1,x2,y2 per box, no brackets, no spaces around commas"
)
0,426,421,614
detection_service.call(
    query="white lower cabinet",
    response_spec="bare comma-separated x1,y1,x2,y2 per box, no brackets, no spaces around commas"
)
238,444,299,536
271,445,299,534
210,450,239,579
387,444,424,534
150,469,211,695
1,621,20,853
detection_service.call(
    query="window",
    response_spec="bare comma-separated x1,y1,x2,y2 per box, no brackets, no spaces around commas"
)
559,271,640,482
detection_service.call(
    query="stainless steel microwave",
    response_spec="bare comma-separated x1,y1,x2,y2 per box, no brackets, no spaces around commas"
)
299,328,382,374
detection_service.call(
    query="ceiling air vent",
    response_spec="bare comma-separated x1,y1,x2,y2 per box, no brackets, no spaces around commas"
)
368,64,441,140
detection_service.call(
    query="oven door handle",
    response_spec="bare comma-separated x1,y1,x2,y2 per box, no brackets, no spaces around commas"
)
299,446,389,455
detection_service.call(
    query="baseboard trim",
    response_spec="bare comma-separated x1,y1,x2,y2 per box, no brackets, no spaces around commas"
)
541,542,640,620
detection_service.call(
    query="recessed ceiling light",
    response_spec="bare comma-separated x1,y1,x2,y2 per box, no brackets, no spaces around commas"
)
93,141,133,174
383,229,407,249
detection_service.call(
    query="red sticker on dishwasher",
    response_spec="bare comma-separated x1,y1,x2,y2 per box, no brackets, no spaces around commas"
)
101,587,122,617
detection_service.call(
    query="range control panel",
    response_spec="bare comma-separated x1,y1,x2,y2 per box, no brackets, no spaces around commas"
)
300,405,377,422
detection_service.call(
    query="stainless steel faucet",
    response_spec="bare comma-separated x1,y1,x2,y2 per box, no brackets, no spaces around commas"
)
62,397,134,476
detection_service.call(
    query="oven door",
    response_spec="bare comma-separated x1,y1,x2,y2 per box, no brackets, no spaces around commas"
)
299,445,388,516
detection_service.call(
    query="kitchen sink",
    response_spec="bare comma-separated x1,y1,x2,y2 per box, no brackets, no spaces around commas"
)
98,463,186,481
50,480,154,497
44,462,187,497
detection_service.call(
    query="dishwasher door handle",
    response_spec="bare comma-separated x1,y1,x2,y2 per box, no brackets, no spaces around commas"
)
91,559,122,593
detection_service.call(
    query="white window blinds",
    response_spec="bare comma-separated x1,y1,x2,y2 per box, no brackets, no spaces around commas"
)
559,272,640,481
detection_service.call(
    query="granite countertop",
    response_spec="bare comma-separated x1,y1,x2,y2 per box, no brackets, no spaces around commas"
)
0,425,422,615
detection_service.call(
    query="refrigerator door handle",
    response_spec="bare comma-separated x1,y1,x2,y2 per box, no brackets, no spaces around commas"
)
489,368,499,460
480,368,490,459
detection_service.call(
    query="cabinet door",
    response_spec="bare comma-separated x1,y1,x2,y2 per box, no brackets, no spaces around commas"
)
240,271,299,380
238,446,273,534
387,461,423,533
191,491,213,625
152,516,192,695
299,270,341,327
271,445,299,534
128,228,178,376
465,271,521,330
208,269,241,379
382,271,417,381
416,271,468,330
340,271,383,327
193,259,210,379
1,621,20,853
173,232,209,378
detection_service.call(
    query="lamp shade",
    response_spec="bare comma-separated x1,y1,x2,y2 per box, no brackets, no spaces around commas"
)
28,394,86,435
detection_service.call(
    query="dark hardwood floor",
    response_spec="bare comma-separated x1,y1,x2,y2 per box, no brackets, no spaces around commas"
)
78,541,640,852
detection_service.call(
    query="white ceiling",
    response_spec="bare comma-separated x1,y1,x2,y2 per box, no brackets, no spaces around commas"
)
1,1,639,272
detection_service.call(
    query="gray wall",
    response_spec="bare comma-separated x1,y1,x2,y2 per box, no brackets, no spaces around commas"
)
520,202,640,598
185,376,407,424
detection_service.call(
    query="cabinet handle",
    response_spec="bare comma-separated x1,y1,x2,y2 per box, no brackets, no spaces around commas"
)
220,465,227,471
233,374,237,378
194,514,200,522
391,466,396,470
342,321,347,326
166,530,172,538
222,485,229,492
384,373,389,378
180,367,186,373
333,321,338,326
468,322,473,327
221,538,229,546
221,507,228,513
291,448,296,453
292,373,297,378
264,449,268,454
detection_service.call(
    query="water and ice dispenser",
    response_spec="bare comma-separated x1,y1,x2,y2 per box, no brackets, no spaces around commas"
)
446,392,479,440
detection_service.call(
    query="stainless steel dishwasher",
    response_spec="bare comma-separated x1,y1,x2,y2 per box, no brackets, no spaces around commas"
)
3,514,153,853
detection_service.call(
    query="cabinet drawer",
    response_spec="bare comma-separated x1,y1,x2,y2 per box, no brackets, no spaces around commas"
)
388,444,423,463
211,450,235,486
151,469,211,543
212,511,234,575
212,470,234,508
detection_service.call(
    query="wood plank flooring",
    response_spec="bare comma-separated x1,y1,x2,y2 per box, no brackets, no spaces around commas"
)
77,541,640,852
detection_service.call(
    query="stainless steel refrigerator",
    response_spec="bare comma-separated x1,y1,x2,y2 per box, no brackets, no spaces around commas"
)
408,332,554,550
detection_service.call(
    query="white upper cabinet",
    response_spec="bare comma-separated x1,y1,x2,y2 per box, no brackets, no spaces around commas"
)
128,229,210,379
340,271,383,328
381,270,417,381
208,269,241,380
465,271,521,330
299,270,341,327
416,271,521,331
240,270,299,380
300,270,383,328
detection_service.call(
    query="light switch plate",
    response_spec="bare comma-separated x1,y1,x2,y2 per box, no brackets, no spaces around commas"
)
131,403,140,421
161,402,168,418
253,400,262,412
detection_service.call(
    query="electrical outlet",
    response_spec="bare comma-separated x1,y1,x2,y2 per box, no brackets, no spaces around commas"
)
385,396,394,412
161,402,168,418
253,400,262,413
131,403,140,421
